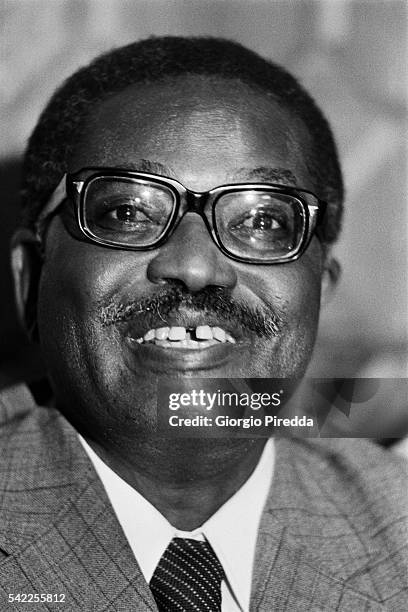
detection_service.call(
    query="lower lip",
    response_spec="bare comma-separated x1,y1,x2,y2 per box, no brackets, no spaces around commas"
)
123,336,248,373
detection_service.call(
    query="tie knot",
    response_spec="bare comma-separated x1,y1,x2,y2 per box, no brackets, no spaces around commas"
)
150,537,225,611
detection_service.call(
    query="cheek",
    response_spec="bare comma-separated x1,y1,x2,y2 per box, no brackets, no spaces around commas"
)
277,248,323,350
282,262,322,329
240,244,323,375
36,255,100,391
35,222,149,386
244,241,322,325
35,228,161,434
37,250,109,349
38,219,151,322
277,249,323,371
272,267,322,352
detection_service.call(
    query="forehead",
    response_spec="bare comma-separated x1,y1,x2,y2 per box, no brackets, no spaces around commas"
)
69,75,313,190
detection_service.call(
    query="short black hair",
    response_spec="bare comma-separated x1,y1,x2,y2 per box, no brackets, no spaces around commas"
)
21,36,343,243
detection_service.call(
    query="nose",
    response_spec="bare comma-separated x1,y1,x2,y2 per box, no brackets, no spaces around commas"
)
146,214,237,293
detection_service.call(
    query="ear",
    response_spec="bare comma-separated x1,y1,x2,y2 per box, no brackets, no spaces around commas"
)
10,229,43,342
320,252,341,307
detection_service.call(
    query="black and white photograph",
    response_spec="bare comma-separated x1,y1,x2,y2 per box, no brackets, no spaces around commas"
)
1,1,407,610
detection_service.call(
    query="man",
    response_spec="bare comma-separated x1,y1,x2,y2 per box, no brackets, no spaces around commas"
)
1,37,407,611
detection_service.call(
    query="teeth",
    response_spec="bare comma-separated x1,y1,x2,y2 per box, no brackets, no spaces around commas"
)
155,327,169,340
196,325,212,340
144,329,155,342
132,325,236,347
212,327,226,342
168,326,187,341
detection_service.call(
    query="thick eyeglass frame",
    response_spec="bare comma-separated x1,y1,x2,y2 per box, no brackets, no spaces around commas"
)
35,167,327,264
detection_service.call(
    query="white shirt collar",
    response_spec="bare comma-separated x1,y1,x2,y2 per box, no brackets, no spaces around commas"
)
79,436,274,612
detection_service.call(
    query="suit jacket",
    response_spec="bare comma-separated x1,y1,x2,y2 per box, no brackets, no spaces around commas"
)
0,383,407,611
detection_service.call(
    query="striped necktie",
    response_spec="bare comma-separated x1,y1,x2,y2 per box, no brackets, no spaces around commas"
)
150,537,225,611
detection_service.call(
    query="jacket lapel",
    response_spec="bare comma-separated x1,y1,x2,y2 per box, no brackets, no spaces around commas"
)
0,477,157,610
0,394,157,610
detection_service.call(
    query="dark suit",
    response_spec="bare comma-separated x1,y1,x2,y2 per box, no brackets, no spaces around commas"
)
0,383,407,611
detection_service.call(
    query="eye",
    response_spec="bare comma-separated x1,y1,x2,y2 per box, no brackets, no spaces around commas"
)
240,211,284,232
106,202,152,224
94,197,162,234
230,207,289,237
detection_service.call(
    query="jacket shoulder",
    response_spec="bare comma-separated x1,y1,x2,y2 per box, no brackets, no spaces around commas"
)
277,437,408,516
301,437,408,485
0,382,65,449
267,438,408,606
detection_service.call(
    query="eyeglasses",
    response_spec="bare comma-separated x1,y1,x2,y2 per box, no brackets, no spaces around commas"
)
35,168,327,264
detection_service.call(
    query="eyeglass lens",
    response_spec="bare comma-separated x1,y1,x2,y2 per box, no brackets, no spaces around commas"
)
213,191,303,259
84,177,175,246
83,177,305,259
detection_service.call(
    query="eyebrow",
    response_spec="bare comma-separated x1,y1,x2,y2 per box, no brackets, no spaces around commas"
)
120,160,298,186
124,159,177,177
227,166,298,185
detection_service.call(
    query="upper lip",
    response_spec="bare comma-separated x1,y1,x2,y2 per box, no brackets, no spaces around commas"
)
122,308,250,343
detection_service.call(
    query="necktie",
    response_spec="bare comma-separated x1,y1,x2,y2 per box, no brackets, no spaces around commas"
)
150,537,225,611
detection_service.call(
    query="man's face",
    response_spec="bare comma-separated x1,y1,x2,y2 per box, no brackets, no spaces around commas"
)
36,76,324,438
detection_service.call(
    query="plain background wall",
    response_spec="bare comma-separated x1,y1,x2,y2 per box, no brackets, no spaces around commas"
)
1,0,407,385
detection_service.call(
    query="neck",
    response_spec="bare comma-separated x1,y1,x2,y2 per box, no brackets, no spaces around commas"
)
85,435,267,530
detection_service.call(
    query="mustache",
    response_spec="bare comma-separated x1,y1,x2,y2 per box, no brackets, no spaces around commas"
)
99,284,284,338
